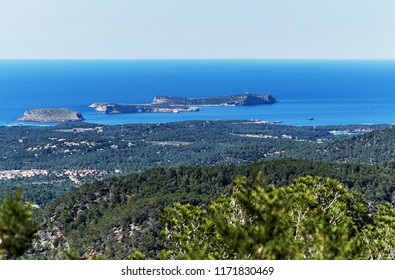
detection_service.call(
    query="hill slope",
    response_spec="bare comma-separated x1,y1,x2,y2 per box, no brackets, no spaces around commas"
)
29,159,395,259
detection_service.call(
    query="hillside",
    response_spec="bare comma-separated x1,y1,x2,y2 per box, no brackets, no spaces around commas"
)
28,159,395,259
318,128,395,164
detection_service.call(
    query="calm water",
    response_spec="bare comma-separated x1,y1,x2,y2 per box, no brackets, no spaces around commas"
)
1,60,395,126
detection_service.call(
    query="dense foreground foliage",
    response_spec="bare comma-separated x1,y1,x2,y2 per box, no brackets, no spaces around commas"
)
0,190,39,259
6,169,395,260
161,176,395,260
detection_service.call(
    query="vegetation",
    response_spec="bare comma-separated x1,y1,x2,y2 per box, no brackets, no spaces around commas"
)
0,189,39,259
0,121,392,205
25,158,395,259
1,121,395,259
161,175,395,260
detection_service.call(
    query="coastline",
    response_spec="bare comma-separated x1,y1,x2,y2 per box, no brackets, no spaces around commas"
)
4,103,395,127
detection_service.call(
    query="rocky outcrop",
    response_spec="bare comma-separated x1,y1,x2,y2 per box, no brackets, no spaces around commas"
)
152,93,276,106
19,108,85,122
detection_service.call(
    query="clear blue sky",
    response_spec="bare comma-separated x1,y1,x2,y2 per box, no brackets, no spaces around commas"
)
1,0,394,59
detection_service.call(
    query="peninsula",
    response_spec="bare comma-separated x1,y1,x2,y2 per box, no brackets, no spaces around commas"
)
19,108,85,123
90,93,276,114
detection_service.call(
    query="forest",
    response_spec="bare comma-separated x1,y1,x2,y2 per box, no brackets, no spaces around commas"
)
12,158,395,260
0,121,393,204
1,121,395,259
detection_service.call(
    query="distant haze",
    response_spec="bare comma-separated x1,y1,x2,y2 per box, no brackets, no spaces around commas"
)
1,0,395,59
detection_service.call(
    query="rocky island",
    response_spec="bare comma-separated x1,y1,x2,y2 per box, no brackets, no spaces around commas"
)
89,103,199,114
90,93,276,114
19,108,85,123
153,93,276,106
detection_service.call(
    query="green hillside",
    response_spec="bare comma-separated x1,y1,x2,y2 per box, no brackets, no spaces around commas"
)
2,121,395,259
27,159,395,259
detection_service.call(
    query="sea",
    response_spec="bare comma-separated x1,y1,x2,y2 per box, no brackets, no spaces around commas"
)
1,59,395,127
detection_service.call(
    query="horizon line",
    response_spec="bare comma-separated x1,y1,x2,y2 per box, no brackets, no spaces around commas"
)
1,58,395,61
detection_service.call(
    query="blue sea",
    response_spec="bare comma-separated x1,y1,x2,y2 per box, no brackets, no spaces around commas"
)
1,60,395,126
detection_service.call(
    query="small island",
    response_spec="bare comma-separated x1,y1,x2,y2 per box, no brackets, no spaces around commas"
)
19,108,85,123
90,93,276,114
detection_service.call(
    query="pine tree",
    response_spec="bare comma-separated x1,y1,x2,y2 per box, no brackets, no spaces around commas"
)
160,175,373,259
0,189,40,259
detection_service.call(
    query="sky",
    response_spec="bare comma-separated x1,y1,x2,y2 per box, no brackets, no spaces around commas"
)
1,0,395,59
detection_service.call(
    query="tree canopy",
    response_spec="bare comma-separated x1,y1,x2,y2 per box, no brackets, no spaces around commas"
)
161,175,395,260
0,189,40,259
